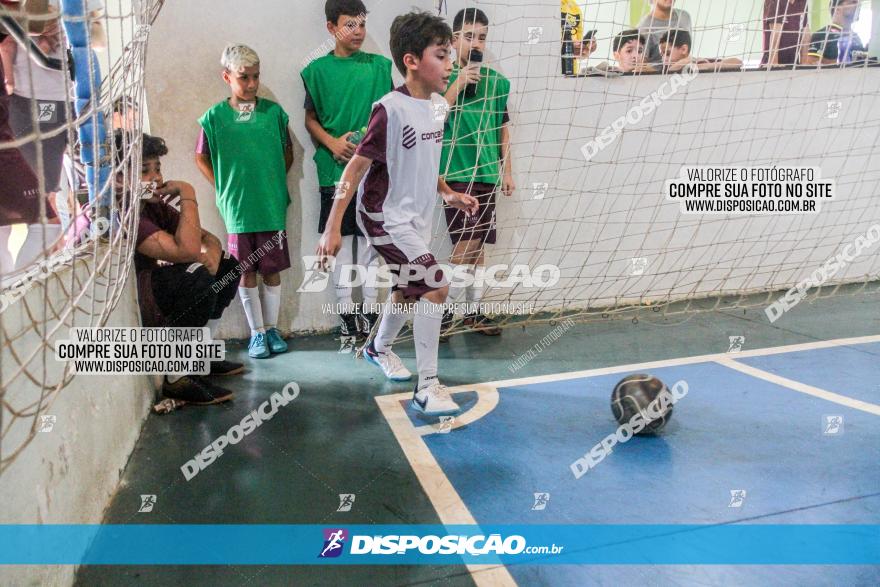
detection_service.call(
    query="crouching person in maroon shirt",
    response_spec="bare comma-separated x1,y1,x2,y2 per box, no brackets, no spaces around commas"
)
121,132,243,405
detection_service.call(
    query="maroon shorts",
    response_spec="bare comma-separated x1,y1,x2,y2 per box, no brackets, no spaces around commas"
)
227,230,291,275
444,182,497,245
371,240,446,299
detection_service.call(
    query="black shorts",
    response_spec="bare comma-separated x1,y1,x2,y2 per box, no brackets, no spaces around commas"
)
9,94,69,193
444,182,497,245
319,186,363,237
138,253,239,328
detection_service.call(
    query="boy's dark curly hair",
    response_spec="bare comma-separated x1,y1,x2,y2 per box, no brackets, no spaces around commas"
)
389,11,452,76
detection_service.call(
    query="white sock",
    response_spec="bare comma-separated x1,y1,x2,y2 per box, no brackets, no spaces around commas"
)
357,236,379,306
207,318,221,339
0,226,13,275
447,264,470,315
238,286,265,336
260,284,281,330
466,272,485,315
413,298,443,388
332,235,355,312
15,223,63,270
373,299,408,353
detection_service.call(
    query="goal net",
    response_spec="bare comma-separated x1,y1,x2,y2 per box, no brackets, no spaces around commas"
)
0,0,163,474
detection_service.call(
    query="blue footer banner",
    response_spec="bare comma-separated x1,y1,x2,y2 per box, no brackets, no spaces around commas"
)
1,525,878,565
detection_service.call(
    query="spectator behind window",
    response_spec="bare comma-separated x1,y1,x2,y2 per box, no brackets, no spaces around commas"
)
804,0,866,65
763,0,810,67
612,29,655,74
637,0,692,66
659,29,743,73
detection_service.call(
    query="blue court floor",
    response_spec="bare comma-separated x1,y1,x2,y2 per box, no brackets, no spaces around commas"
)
378,336,880,586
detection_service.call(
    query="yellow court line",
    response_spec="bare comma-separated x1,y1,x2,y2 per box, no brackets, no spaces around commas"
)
374,393,517,587
717,358,880,416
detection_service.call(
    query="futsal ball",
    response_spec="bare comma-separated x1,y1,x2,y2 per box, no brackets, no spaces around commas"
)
610,374,673,435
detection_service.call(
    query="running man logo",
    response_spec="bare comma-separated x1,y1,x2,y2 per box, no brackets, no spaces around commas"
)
532,182,548,200
825,101,842,120
334,180,350,200
527,26,543,45
431,101,449,122
437,415,455,434
630,257,648,276
727,23,745,42
38,415,56,432
297,256,333,293
823,415,844,435
138,494,157,513
37,102,57,123
319,528,348,558
236,103,255,122
531,492,550,511
337,494,356,512
728,490,747,508
727,336,745,353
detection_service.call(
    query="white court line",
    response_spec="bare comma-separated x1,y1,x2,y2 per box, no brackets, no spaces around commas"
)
717,358,880,416
374,394,517,587
375,334,880,586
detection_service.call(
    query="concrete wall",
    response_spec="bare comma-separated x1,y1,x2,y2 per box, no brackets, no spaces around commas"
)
0,255,154,587
146,0,880,337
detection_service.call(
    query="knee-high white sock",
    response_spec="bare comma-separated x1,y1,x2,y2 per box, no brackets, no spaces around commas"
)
373,298,408,353
332,235,355,311
207,318,222,339
466,269,485,314
260,284,281,330
413,298,443,388
238,286,265,336
357,236,379,306
0,226,13,276
15,223,63,270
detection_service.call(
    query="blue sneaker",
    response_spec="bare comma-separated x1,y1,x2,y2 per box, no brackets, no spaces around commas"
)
248,332,270,359
266,328,288,354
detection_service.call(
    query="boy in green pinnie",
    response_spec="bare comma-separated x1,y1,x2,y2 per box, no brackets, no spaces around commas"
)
440,8,514,340
301,0,393,352
196,44,294,359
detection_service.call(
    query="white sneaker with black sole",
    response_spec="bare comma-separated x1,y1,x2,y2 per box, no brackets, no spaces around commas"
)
363,342,412,381
411,379,460,416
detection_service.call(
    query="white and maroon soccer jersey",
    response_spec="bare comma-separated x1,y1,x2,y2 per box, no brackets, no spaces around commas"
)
354,86,445,261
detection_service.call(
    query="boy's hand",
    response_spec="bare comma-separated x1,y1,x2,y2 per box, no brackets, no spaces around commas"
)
502,172,515,198
330,132,357,163
442,190,479,217
316,230,342,270
453,62,481,94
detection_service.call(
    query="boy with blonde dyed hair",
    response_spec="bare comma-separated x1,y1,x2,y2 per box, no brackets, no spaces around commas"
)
196,44,294,359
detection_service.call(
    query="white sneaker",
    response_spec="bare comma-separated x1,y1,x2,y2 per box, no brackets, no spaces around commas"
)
412,379,460,416
364,343,412,381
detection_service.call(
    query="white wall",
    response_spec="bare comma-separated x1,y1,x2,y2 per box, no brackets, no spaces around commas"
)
146,0,880,337
0,257,154,587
